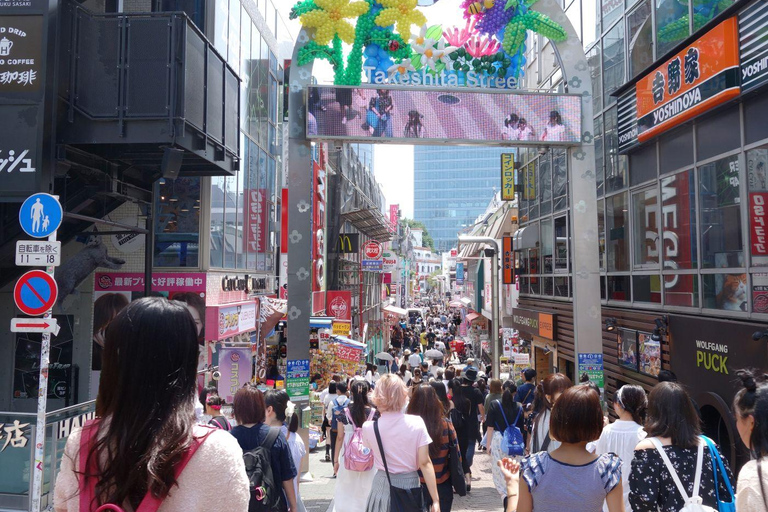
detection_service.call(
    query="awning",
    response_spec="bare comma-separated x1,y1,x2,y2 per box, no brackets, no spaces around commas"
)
383,304,408,317
460,297,472,307
513,226,538,251
466,312,481,323
340,208,393,242
448,300,463,307
310,316,334,328
332,335,367,348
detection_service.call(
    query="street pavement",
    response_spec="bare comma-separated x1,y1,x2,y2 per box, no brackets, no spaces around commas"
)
301,439,502,512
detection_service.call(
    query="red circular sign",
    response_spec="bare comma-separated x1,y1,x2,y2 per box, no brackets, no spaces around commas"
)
14,270,58,316
364,241,382,259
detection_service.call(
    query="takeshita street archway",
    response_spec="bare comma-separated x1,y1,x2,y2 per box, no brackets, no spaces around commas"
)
286,0,601,397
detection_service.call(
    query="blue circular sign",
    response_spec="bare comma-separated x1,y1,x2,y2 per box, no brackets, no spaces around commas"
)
19,193,63,239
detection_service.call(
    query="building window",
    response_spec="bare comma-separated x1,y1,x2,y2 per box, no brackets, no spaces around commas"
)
666,274,699,307
587,45,602,113
632,187,659,268
554,216,568,271
155,178,201,267
601,0,623,35
661,169,697,271
748,147,768,268
602,21,625,107
553,149,567,211
703,273,747,311
608,275,631,301
607,192,629,271
541,218,553,273
540,153,552,215
210,176,225,268
595,114,605,197
699,155,743,268
655,0,689,58
633,274,661,303
598,199,606,271
605,107,628,193
627,0,653,79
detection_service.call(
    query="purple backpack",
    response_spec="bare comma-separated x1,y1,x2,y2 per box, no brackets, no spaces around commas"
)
343,407,375,472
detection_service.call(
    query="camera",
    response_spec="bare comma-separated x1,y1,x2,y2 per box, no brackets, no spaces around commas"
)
212,370,222,381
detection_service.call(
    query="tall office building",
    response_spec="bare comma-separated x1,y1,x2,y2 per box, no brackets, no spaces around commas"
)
414,146,512,251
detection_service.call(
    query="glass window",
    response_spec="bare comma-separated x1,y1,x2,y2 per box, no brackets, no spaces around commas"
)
553,149,567,210
540,154,552,216
542,277,554,296
659,126,693,174
608,275,631,301
602,0,623,32
629,142,656,186
554,216,568,271
745,93,768,146
598,199,606,270
748,147,768,268
602,21,625,106
257,149,269,271
699,155,743,268
245,139,259,270
566,0,582,40
632,187,659,267
227,0,240,70
235,136,246,269
703,273,747,311
605,108,628,193
213,0,228,59
155,178,201,267
661,169,697,271
210,176,225,267
583,1,599,49
595,114,604,196
633,274,661,303
555,276,569,296
666,274,699,307
627,0,653,79
269,75,278,125
607,192,629,271
240,11,251,133
541,218,553,273
656,0,689,57
696,106,741,162
259,37,270,145
588,45,602,113
249,28,260,137
223,173,237,268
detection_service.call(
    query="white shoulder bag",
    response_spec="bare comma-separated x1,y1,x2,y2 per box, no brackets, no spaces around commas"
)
648,437,716,512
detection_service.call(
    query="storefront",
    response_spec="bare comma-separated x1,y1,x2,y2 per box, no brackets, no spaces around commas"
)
668,314,768,468
510,307,557,381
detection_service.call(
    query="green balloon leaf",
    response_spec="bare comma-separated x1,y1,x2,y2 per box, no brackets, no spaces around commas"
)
425,24,443,41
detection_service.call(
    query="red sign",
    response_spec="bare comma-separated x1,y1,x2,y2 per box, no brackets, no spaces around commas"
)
281,188,289,254
450,249,457,257
750,193,768,256
313,160,326,291
312,291,326,315
326,290,352,321
14,270,58,316
662,173,695,306
364,241,383,259
502,236,513,285
389,204,399,233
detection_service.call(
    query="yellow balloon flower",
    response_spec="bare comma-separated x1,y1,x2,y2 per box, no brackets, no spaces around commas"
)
375,0,427,39
300,0,370,46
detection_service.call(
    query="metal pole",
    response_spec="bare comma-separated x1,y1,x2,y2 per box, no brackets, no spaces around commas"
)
458,236,501,379
144,187,155,296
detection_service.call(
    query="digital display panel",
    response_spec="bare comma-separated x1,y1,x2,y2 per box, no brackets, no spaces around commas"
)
307,86,582,146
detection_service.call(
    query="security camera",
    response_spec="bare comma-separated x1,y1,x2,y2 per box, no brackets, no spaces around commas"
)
212,370,222,381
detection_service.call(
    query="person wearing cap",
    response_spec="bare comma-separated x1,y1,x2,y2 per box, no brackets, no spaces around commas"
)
460,367,485,487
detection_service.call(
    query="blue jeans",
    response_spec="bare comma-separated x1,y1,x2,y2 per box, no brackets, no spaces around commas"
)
465,438,476,470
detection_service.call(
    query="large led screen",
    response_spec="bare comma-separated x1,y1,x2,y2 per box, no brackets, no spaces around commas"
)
307,86,582,145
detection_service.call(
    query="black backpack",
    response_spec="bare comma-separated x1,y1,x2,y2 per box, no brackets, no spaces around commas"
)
243,427,287,512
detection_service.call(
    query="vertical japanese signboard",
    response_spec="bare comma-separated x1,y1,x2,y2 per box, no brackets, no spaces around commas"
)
286,359,310,402
502,236,513,284
218,346,252,403
390,204,399,232
501,154,515,201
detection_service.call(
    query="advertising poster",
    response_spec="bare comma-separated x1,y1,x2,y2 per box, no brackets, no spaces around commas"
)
326,290,352,321
752,273,768,314
13,315,73,400
578,353,604,390
638,332,661,377
617,328,638,372
286,359,310,401
218,346,252,403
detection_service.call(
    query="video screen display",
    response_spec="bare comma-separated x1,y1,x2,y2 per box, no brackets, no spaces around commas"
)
307,86,582,145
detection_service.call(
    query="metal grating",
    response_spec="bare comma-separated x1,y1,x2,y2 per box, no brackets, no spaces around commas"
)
206,48,224,142
75,14,120,118
184,29,206,130
224,68,239,153
125,18,170,117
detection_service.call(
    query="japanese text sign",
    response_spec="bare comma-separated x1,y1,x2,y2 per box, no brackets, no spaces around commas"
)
635,17,739,142
335,343,362,362
94,272,206,292
501,154,515,201
751,193,768,256
218,347,252,403
205,301,258,341
0,16,43,94
502,236,513,285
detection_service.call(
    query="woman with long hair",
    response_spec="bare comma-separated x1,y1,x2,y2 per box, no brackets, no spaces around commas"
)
333,380,378,512
516,386,623,512
450,377,473,489
91,292,129,371
529,373,572,454
733,369,768,509
361,374,440,512
54,297,249,511
231,384,298,512
594,385,647,512
430,380,453,413
408,384,460,512
629,382,733,512
486,380,526,509
541,110,566,141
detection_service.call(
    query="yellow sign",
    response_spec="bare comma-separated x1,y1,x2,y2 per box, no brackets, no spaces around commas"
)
501,154,515,201
524,161,536,201
333,321,351,336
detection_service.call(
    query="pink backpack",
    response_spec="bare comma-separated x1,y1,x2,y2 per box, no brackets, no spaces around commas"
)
343,408,375,472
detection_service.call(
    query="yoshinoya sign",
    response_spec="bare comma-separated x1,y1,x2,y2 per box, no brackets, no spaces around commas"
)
740,1,768,93
511,307,555,339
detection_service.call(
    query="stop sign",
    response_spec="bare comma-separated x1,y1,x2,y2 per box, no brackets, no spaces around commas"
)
364,241,382,259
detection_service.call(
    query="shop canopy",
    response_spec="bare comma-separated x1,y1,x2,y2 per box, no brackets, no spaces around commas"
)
466,312,481,323
332,335,367,349
310,316,334,328
448,300,463,308
460,297,472,307
383,304,408,317
513,226,539,251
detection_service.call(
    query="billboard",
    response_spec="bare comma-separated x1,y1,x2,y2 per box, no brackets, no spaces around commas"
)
308,86,582,146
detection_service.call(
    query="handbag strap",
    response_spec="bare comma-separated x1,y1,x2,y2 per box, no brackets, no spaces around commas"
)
373,418,394,489
496,400,510,430
702,436,735,502
79,419,213,512
649,437,704,503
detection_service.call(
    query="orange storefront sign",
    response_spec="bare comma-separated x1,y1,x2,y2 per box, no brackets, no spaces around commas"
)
636,17,740,142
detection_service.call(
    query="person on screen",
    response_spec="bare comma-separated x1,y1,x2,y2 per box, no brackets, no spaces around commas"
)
336,87,353,125
372,89,394,138
541,110,566,141
502,114,519,140
404,110,426,138
518,118,535,141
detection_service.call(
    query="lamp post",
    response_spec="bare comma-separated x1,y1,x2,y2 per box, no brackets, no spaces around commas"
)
458,236,500,379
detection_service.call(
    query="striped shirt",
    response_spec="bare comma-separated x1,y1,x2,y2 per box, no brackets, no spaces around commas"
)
420,417,459,485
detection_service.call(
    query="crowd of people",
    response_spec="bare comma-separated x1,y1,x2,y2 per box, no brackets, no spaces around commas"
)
51,296,768,512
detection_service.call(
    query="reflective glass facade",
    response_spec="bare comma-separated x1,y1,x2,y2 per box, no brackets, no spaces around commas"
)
413,146,512,251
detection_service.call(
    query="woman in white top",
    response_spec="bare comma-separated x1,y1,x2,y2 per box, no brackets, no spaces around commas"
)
595,384,648,512
502,114,520,140
541,110,566,141
733,369,768,511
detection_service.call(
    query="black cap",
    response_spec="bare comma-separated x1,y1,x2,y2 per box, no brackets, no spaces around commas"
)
463,367,479,382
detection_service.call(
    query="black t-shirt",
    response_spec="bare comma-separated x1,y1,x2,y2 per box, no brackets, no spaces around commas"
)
486,399,525,433
230,423,297,483
426,332,436,342
462,385,484,427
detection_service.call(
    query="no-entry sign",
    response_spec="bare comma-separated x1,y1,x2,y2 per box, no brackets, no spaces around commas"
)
14,270,58,316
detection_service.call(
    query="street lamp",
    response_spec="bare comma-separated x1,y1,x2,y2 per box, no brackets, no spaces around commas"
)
457,235,501,379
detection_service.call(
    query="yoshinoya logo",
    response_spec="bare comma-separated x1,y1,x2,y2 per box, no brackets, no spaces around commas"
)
329,296,348,318
97,275,113,289
743,56,768,81
652,87,702,125
230,351,241,362
619,125,638,145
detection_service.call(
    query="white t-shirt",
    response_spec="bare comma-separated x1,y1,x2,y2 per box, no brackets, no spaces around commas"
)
594,420,646,512
362,412,431,473
543,123,566,141
408,354,422,368
326,395,350,422
518,125,534,141
503,126,519,140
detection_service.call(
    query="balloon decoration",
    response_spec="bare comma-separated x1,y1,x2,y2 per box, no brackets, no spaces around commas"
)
291,0,567,85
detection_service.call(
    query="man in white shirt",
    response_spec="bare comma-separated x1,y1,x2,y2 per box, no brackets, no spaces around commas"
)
325,381,349,477
408,347,422,370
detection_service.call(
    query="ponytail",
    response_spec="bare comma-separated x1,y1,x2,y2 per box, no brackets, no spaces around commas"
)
734,368,768,458
615,385,647,425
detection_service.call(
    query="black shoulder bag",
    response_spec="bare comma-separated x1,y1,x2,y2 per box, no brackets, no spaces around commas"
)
447,419,467,496
373,419,425,512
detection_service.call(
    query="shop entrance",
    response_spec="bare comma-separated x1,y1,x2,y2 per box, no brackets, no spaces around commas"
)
285,0,602,407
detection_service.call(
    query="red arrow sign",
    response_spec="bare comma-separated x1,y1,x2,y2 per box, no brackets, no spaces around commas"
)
16,322,50,328
10,317,59,333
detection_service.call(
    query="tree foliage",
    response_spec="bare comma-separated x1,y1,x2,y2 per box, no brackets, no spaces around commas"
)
401,218,435,252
